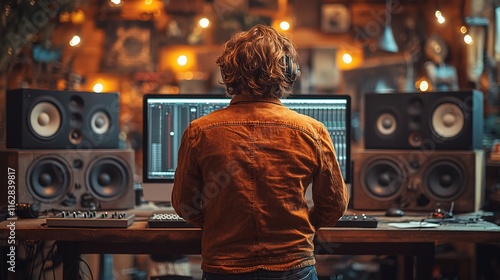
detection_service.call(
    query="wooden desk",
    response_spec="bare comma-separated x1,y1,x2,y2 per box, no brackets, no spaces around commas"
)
1,212,499,280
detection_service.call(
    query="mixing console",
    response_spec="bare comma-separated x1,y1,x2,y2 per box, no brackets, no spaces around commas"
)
46,211,135,228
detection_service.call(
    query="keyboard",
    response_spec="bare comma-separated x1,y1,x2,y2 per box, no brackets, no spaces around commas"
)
148,212,378,228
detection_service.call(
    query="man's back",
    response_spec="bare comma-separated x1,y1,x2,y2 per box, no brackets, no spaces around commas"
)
172,24,348,279
172,95,348,273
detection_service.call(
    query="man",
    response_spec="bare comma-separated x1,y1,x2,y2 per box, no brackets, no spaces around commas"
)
172,24,348,280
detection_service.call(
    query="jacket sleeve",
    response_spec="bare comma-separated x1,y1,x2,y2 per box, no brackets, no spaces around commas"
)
308,124,349,229
171,124,205,228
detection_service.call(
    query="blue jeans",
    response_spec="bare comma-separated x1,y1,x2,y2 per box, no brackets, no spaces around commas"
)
202,265,318,280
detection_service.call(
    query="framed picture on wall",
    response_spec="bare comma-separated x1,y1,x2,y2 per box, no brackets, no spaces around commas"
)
101,21,157,73
248,0,278,16
321,4,351,33
249,0,278,10
160,15,206,46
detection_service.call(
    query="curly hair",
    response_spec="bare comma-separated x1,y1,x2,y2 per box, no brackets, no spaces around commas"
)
216,24,299,98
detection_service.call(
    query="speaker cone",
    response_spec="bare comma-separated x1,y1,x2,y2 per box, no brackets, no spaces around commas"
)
27,157,70,202
87,157,129,201
375,112,397,136
431,101,464,139
363,159,404,200
29,101,62,138
423,159,465,201
90,110,111,135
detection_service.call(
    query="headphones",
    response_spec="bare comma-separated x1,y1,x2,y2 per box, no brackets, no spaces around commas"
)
283,55,300,82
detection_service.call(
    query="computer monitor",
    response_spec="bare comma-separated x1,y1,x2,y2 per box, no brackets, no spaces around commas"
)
142,94,351,203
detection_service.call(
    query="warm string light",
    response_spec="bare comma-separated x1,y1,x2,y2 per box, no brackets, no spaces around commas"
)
463,34,473,45
93,82,104,93
279,21,290,31
177,55,188,66
434,10,473,47
342,53,353,64
435,10,445,24
199,18,210,28
417,80,430,92
69,35,81,47
337,43,362,70
460,26,473,45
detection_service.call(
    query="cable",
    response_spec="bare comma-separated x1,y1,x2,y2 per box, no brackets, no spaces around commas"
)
79,256,94,280
448,201,455,217
38,241,57,280
30,241,43,280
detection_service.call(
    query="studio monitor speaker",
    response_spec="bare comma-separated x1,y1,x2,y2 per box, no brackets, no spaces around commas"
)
6,88,119,149
363,90,483,150
352,149,485,213
0,149,135,212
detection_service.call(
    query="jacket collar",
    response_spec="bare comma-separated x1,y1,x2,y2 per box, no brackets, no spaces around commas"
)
230,94,283,106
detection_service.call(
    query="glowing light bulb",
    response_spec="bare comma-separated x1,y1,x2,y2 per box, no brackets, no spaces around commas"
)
464,34,473,45
93,83,104,93
342,53,353,64
435,10,445,24
418,80,429,92
69,35,81,47
177,55,188,66
279,21,290,31
199,18,210,28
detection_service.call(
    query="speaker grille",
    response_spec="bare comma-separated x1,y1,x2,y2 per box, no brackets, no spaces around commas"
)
375,112,397,137
90,110,112,135
87,157,130,202
27,157,71,202
29,100,62,138
363,159,404,200
423,159,465,201
431,100,465,139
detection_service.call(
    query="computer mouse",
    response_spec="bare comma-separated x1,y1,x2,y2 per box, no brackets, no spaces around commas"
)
385,208,405,217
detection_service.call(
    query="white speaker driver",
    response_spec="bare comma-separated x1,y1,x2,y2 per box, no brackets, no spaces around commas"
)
376,112,397,136
432,103,464,138
29,102,61,138
91,111,111,135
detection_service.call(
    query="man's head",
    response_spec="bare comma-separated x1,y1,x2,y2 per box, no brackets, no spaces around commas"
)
216,24,300,98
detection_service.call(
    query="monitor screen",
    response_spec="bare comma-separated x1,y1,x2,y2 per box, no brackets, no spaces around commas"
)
142,94,351,202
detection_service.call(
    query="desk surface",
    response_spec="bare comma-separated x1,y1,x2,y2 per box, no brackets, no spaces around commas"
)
1,209,498,280
1,210,499,245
